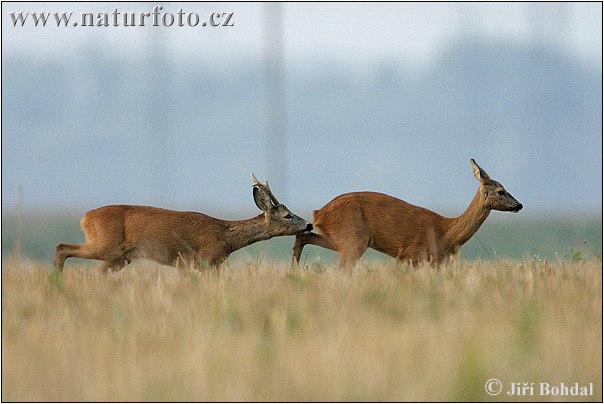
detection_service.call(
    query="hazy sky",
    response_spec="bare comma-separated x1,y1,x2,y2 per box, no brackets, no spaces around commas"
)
2,2,602,214
3,2,602,73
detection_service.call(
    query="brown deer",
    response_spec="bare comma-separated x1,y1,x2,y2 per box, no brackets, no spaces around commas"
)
293,159,522,267
54,174,312,271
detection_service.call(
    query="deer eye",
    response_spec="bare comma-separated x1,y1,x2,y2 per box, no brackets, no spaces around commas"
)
284,214,292,219
497,190,506,196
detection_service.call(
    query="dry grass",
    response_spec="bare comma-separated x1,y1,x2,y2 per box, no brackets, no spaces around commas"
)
2,258,602,402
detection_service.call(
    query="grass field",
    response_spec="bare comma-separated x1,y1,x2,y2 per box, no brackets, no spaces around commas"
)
2,258,602,401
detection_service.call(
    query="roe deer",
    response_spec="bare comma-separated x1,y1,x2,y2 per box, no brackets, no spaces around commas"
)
293,159,522,267
54,174,312,271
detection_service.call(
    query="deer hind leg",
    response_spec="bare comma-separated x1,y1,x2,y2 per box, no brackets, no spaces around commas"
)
338,244,368,269
292,233,337,267
54,243,97,271
335,233,369,269
97,257,130,273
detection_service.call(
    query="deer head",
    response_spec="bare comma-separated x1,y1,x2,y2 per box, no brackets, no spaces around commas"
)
251,173,312,235
471,159,523,213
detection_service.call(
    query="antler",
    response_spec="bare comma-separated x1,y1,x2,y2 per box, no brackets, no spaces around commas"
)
250,173,280,206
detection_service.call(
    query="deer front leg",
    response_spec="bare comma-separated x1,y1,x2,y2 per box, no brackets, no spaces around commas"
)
396,243,426,267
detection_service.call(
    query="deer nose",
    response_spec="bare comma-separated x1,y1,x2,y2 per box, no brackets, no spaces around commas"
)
305,223,313,232
515,203,523,212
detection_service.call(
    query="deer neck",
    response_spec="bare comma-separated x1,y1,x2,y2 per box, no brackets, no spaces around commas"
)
226,214,273,252
444,188,491,248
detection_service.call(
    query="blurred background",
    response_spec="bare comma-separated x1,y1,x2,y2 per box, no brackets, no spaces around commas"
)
2,2,602,264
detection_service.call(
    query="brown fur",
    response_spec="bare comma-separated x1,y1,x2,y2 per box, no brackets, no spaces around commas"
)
293,159,522,267
55,177,311,271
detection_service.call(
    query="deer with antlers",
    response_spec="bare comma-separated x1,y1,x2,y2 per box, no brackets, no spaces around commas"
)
54,174,312,271
293,159,522,267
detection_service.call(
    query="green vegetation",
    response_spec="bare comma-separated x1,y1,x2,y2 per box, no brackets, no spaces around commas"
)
2,259,602,401
2,213,601,265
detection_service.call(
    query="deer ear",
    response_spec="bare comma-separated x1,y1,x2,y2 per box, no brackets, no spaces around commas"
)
470,159,491,183
253,185,273,212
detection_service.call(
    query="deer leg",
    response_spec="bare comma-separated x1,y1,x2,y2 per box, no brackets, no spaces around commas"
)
397,256,420,268
190,251,225,272
54,243,97,271
204,256,225,272
97,257,130,273
338,245,367,269
292,233,337,266
292,235,307,265
396,245,427,268
338,242,367,268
